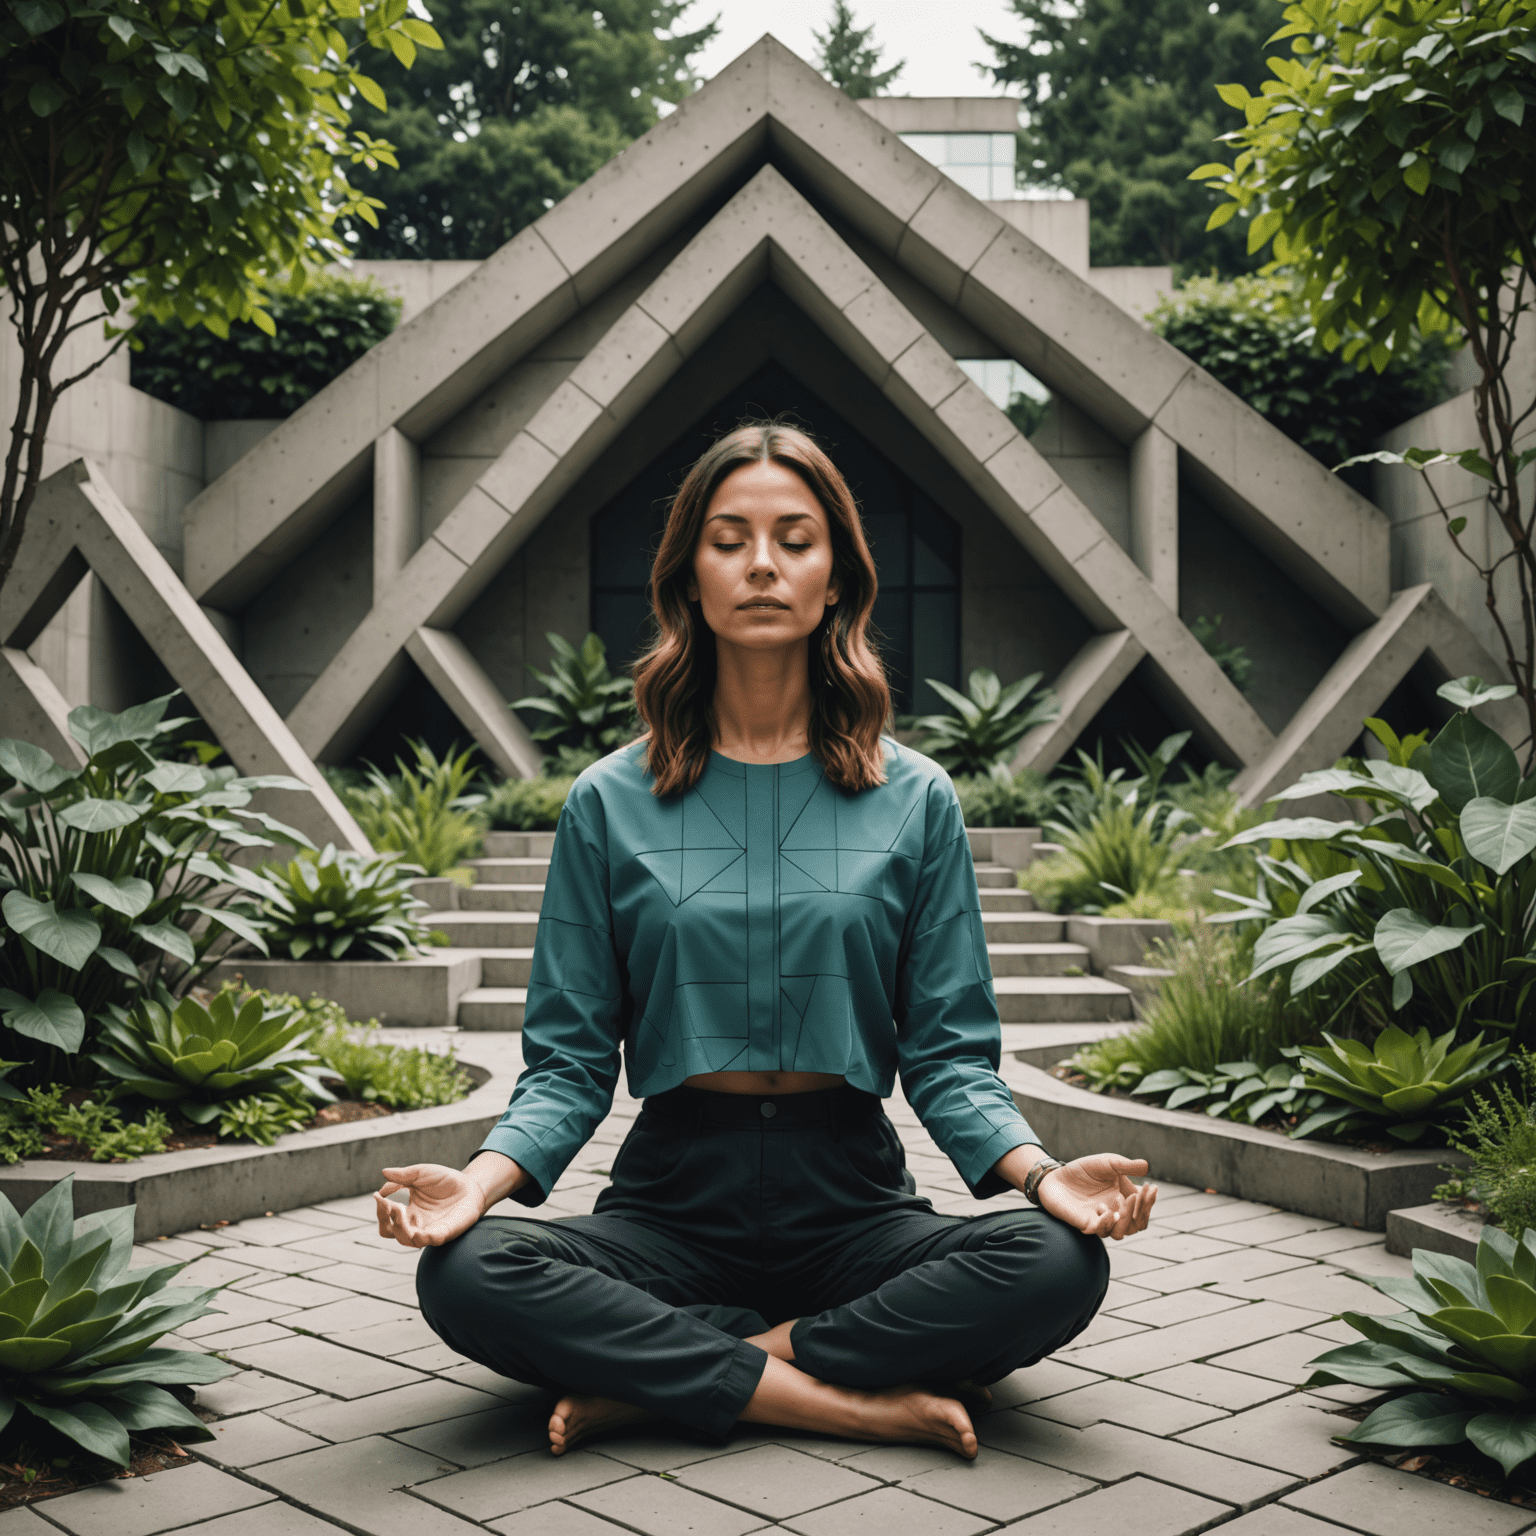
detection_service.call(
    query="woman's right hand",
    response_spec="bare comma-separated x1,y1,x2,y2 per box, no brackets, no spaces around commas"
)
376,1156,521,1248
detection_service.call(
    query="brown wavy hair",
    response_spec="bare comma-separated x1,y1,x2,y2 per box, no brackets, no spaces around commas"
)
631,422,891,797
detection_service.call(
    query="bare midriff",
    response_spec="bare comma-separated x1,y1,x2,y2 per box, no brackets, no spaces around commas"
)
682,1071,848,1095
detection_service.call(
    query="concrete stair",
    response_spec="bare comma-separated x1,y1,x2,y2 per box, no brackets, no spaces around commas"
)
427,824,1135,1029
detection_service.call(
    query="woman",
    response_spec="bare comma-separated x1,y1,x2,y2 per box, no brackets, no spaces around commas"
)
376,422,1157,1461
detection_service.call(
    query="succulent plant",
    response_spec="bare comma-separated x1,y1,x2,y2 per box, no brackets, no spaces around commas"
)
247,845,429,961
903,668,1059,780
1309,1225,1536,1476
90,991,331,1124
0,1176,229,1464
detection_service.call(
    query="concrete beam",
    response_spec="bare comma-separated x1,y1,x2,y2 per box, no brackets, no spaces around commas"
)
0,646,86,765
1011,630,1145,775
405,627,544,781
1129,425,1178,611
373,427,420,592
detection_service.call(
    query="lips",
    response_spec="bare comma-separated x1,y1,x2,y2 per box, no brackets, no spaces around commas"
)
739,601,789,610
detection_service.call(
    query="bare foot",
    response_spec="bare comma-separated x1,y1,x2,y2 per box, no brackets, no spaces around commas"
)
547,1392,652,1455
847,1383,978,1458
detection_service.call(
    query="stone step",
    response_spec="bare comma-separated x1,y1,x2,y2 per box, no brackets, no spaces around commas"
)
457,987,527,1030
972,863,1018,889
993,976,1135,1024
478,948,536,986
465,857,551,880
987,942,1091,978
980,911,1066,944
423,910,539,947
458,883,547,913
482,831,557,858
978,889,1034,912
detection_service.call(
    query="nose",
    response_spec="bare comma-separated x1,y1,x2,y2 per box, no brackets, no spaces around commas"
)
749,530,778,580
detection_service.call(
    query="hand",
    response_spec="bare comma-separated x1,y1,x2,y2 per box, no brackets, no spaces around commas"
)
375,1162,491,1249
1037,1154,1157,1241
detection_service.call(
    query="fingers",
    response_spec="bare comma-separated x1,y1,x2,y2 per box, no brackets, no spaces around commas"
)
1107,1157,1150,1176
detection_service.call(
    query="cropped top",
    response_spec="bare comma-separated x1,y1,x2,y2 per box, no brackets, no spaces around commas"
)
478,738,1042,1205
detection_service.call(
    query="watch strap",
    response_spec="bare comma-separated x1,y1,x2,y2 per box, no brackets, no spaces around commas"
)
1024,1157,1066,1205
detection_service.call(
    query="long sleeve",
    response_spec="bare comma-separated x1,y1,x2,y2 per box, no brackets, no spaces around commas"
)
894,777,1042,1197
477,788,624,1205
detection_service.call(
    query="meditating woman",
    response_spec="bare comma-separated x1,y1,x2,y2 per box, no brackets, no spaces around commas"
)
375,422,1157,1460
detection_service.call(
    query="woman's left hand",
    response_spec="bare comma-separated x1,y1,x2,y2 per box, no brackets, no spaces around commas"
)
1037,1154,1156,1240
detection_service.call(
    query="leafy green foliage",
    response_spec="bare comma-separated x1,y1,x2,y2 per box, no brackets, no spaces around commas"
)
0,1177,230,1466
215,1092,312,1147
338,741,484,877
0,0,439,599
982,0,1291,268
1189,614,1256,694
344,0,714,259
1446,1053,1536,1236
1215,682,1536,1038
0,694,309,1082
0,1089,170,1165
952,769,1060,829
1133,1059,1331,1129
91,992,330,1125
1291,1024,1507,1142
250,846,429,962
130,272,400,419
814,0,903,97
513,632,638,754
311,1025,470,1109
1153,274,1451,484
905,669,1060,779
1307,1226,1536,1476
479,776,575,832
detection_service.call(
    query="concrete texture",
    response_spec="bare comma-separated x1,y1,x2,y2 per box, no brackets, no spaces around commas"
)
406,627,543,780
857,97,1021,134
1384,1202,1484,1262
206,951,483,1029
1011,630,1145,774
1067,916,1175,971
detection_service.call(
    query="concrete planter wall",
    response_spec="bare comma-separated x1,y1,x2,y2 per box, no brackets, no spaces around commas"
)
1001,1056,1465,1231
206,951,481,1028
1385,1202,1485,1262
0,1038,518,1239
965,827,1041,869
1067,915,1174,970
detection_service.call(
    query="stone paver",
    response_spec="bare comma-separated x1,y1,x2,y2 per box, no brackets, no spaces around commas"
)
1134,1362,1293,1410
783,1485,993,1535
1064,1300,1324,1377
485,1506,650,1535
898,1448,1093,1519
1282,1461,1536,1536
1176,1393,1362,1477
232,1335,428,1398
1208,1331,1341,1387
274,1376,510,1440
198,1411,328,1468
571,1473,766,1536
414,1450,635,1522
1003,1475,1231,1536
38,1463,272,1536
676,1446,881,1520
1028,1377,1229,1434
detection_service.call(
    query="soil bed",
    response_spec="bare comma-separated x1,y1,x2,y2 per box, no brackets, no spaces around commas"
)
1335,1400,1536,1506
0,1423,197,1511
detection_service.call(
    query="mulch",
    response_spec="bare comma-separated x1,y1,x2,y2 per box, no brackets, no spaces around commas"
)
1334,1403,1536,1505
0,1429,197,1511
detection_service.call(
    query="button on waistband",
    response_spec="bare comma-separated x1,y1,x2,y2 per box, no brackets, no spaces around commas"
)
759,1101,777,1118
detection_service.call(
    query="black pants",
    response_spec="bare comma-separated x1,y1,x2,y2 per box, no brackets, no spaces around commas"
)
417,1085,1109,1440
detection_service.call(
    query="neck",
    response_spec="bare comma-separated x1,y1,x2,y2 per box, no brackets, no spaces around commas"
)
710,634,814,764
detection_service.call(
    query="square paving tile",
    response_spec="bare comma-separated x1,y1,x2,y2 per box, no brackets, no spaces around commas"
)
675,1444,881,1519
196,1411,328,1468
395,1341,476,1372
1197,1212,1336,1246
571,1472,765,1536
195,1368,316,1418
1003,1474,1231,1536
223,1215,333,1246
167,1503,344,1535
1282,1460,1536,1536
0,1509,51,1533
1177,1392,1361,1476
37,1461,273,1536
1211,1266,1397,1318
1330,1245,1414,1280
1065,1311,1150,1349
1028,1378,1229,1434
1215,1506,1366,1536
585,1432,768,1474
1108,1288,1249,1328
1065,1301,1323,1378
232,1335,428,1398
487,1507,634,1536
1128,1249,1313,1294
1163,1200,1284,1232
275,1378,505,1440
242,1275,359,1310
1263,1228,1388,1259
277,1296,422,1334
392,1405,551,1466
412,1448,636,1521
989,1359,1104,1408
190,1320,296,1352
177,1256,263,1289
1133,1363,1292,1411
836,1444,958,1481
898,1447,1094,1520
1207,1331,1340,1386
328,1316,444,1357
217,1246,336,1277
784,1484,994,1535
1107,1246,1173,1279
1120,1232,1241,1264
179,1291,296,1339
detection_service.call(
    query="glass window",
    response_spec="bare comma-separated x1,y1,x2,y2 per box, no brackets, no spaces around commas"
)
940,164,992,201
944,134,994,165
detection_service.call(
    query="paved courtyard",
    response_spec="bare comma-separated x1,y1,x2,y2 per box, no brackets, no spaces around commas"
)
8,1033,1519,1536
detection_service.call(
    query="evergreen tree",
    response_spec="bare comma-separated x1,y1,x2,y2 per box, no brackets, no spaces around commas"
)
345,0,716,260
982,0,1286,270
815,0,904,97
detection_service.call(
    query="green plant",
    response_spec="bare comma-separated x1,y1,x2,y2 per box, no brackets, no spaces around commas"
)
131,273,401,419
90,992,330,1125
480,776,576,833
1445,1053,1536,1236
1214,679,1536,1038
251,846,429,961
1289,1024,1507,1143
0,694,305,1083
905,669,1060,780
815,0,903,96
339,741,484,877
0,1089,171,1164
1306,1225,1536,1477
0,0,439,600
512,632,637,753
1129,1060,1331,1130
311,1025,470,1109
1190,613,1256,694
0,1176,230,1465
216,1092,313,1146
952,768,1060,829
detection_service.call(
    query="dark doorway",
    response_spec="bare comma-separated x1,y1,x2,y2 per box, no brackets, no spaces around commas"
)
588,362,960,714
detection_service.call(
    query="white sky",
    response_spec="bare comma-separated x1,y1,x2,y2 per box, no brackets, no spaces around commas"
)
683,0,1023,99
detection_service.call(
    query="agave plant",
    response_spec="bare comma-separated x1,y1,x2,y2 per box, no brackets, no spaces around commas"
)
91,993,331,1124
0,1176,229,1464
1284,1023,1506,1143
247,845,430,961
512,631,636,753
1308,1225,1536,1477
905,668,1059,779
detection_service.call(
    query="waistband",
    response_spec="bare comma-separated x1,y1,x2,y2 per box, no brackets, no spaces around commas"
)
640,1083,883,1130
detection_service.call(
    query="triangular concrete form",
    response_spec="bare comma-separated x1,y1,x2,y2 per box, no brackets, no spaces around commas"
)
175,37,1511,791
0,460,368,851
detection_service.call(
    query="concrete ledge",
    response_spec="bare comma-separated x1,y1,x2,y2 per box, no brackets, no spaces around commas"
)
966,827,1041,869
1067,916,1175,970
1105,964,1175,1016
1385,1202,1486,1262
408,876,460,911
483,832,556,858
207,951,482,1027
0,1034,521,1239
1002,1056,1464,1230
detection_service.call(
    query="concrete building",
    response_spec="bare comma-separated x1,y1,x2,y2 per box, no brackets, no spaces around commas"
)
1,39,1522,817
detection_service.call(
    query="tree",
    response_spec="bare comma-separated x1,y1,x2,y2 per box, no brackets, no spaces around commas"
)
814,0,903,98
0,0,439,601
981,0,1289,269
1201,0,1536,765
343,0,716,260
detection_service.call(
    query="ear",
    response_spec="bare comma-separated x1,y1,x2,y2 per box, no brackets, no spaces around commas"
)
825,579,841,606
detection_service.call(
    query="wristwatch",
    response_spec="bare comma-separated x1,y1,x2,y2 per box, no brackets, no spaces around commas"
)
1023,1157,1067,1205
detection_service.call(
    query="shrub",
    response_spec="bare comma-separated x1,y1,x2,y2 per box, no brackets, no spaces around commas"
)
0,1090,171,1165
311,1025,471,1110
1444,1054,1536,1237
0,694,306,1083
250,846,430,961
90,992,331,1125
339,741,484,876
904,668,1059,778
481,776,576,832
216,1093,313,1147
0,1177,229,1466
952,769,1059,828
130,272,402,420
1190,614,1254,694
513,632,637,753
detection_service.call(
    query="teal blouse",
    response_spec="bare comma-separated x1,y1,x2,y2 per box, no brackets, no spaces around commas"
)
479,739,1042,1205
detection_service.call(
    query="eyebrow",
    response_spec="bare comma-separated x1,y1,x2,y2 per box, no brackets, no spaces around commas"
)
705,511,815,524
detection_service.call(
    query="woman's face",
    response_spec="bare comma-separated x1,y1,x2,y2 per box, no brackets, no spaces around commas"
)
688,460,841,652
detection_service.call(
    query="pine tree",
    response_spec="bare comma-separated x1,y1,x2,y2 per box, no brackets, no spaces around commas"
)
814,0,904,98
